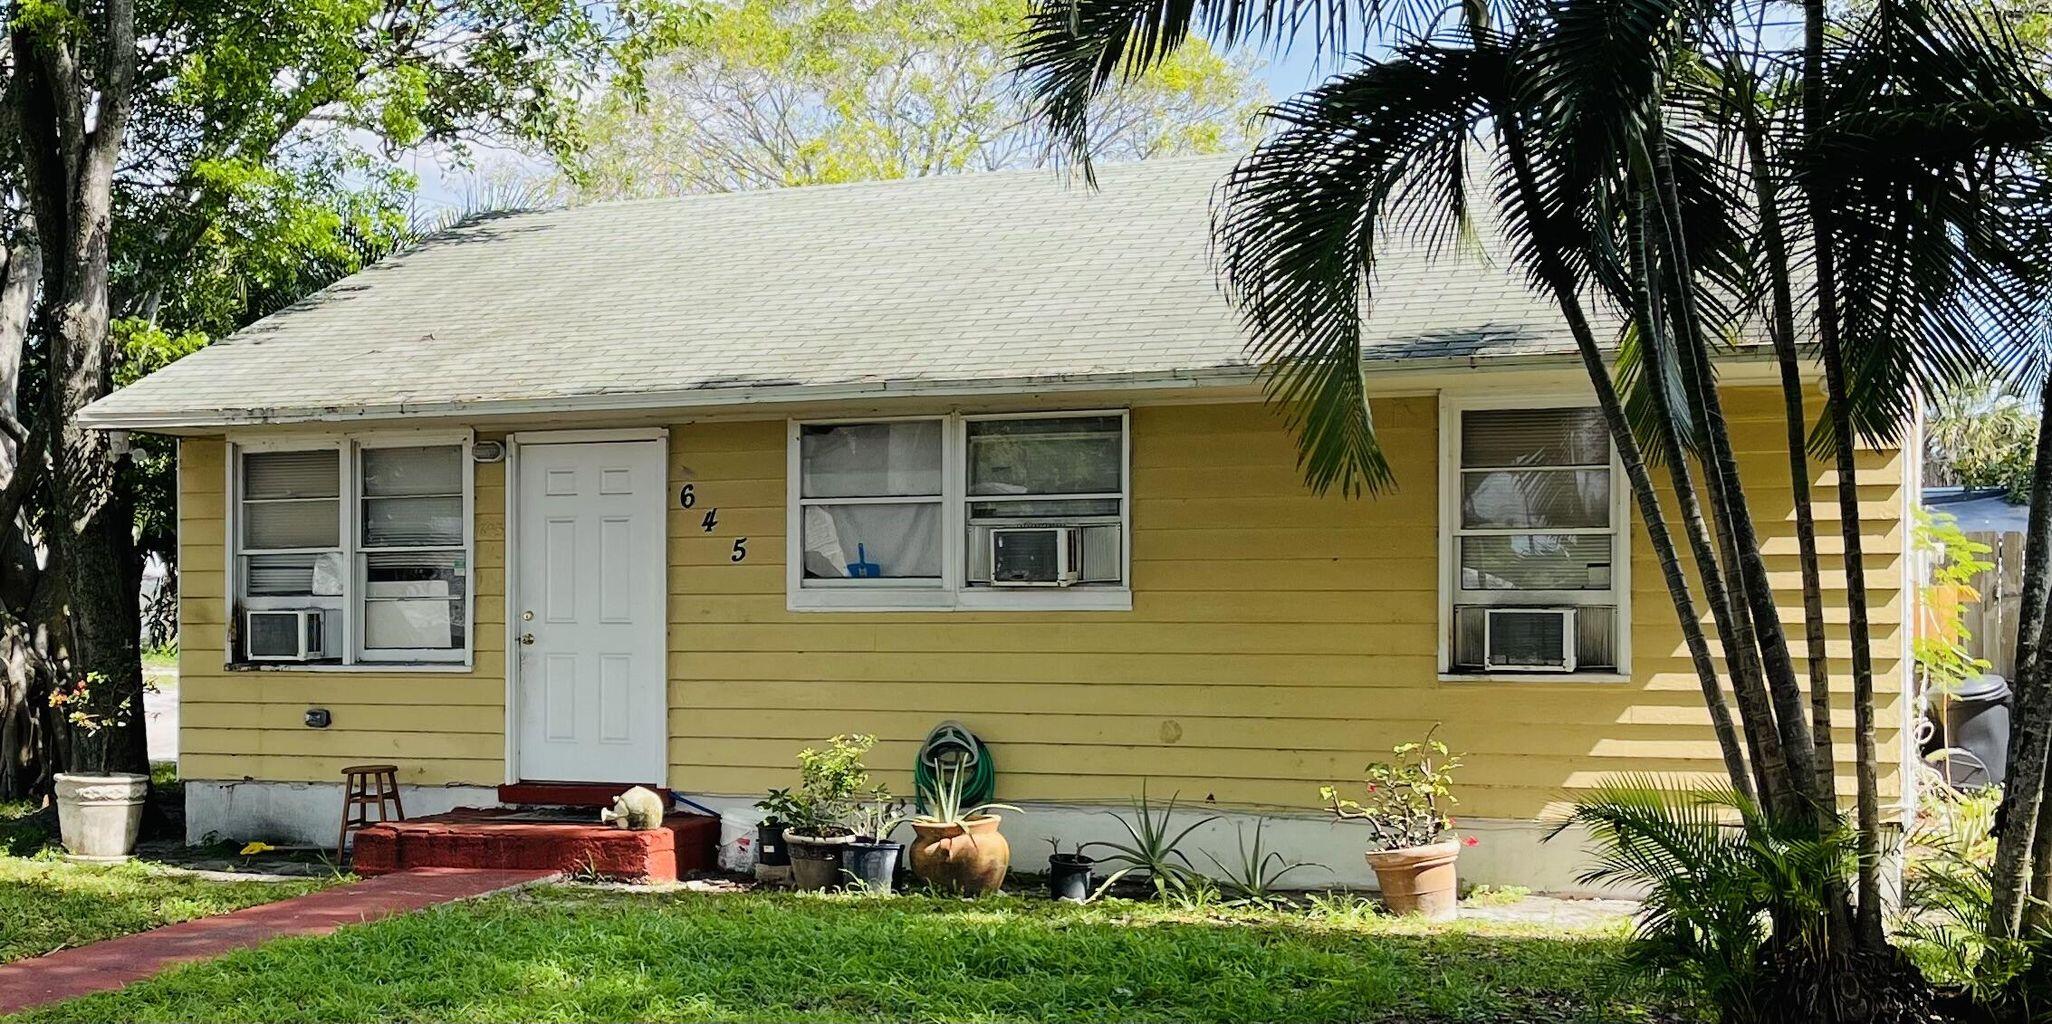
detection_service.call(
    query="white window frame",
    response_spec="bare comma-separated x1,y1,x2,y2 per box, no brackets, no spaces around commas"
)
786,409,1132,612
1437,393,1631,682
225,430,476,670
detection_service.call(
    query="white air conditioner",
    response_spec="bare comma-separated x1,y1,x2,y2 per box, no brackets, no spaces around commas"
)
990,527,1081,587
1483,607,1576,672
246,608,326,662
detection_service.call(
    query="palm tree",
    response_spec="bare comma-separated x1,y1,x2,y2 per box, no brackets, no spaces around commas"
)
1019,0,2052,994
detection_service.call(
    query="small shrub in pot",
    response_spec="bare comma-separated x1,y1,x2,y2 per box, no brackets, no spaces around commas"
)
1321,727,1470,920
841,792,906,894
778,735,878,890
50,673,149,862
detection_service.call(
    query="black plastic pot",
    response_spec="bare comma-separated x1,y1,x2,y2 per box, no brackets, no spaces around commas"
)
756,821,790,867
842,839,902,894
1048,853,1095,902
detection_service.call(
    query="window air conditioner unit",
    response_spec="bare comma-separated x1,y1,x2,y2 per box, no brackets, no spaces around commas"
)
1483,607,1575,672
246,609,326,662
990,527,1081,587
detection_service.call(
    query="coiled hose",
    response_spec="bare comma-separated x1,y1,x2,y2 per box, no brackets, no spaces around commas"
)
913,721,995,812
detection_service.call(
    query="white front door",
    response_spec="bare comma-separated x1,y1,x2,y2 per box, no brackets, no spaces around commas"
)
514,438,668,783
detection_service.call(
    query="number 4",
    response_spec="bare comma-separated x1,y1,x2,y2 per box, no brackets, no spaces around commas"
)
700,508,719,532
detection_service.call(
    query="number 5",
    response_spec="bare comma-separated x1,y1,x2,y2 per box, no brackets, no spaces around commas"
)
731,538,748,562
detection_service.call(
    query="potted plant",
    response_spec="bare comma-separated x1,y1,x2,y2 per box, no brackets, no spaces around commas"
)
842,788,906,894
753,787,800,880
1044,838,1095,903
781,735,877,890
908,760,1019,895
1321,728,1471,921
50,672,149,862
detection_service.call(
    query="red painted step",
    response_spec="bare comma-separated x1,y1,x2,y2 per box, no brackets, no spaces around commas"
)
351,808,718,881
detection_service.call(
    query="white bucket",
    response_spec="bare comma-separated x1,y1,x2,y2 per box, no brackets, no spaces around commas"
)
718,810,761,872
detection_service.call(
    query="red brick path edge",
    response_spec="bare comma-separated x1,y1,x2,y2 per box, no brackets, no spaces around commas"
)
0,866,557,1016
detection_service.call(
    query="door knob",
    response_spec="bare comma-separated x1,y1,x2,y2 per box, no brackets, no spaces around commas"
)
520,633,536,646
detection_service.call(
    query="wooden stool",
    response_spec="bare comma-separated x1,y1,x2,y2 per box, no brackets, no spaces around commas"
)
338,764,405,857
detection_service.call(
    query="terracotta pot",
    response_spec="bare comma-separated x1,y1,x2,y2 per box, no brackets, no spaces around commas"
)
1364,840,1461,921
908,816,1010,895
54,772,148,863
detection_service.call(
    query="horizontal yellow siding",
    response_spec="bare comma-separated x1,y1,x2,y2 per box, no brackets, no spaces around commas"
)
176,437,507,790
177,387,1905,820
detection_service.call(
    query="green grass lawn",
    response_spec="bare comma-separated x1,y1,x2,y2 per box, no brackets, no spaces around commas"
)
1,792,336,966
6,886,1686,1023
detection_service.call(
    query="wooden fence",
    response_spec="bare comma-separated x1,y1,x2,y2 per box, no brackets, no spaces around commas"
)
1960,530,2027,680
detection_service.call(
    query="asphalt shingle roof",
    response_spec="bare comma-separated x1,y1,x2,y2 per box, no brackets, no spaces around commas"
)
83,156,1582,429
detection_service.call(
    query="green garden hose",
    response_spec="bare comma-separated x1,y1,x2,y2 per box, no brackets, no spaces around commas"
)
913,721,995,812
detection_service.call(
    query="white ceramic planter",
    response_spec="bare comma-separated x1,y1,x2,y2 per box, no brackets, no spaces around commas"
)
54,772,148,863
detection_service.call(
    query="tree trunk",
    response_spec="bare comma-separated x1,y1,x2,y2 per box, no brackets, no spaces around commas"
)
11,0,148,779
1801,0,1885,950
1499,121,1754,798
1989,370,2052,937
1625,181,1772,804
1740,111,1838,808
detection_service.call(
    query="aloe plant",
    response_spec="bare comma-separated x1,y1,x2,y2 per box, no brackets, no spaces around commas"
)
911,759,1019,826
1082,784,1219,899
1202,819,1324,905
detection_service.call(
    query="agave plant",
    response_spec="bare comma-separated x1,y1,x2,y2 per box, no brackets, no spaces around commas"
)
1202,819,1325,905
1082,784,1219,899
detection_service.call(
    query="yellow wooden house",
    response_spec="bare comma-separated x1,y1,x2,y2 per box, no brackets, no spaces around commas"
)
81,158,1916,890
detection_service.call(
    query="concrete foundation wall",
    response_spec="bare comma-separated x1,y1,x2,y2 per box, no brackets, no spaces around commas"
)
190,780,1613,895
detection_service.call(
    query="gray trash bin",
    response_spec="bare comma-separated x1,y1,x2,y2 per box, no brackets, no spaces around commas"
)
1941,672,2011,789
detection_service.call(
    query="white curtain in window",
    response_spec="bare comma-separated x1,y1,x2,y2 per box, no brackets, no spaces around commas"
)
802,504,942,579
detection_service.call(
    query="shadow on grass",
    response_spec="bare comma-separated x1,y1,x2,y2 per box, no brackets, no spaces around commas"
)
9,887,1692,1024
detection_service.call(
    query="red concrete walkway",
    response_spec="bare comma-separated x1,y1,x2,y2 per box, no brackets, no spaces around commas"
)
0,866,555,1016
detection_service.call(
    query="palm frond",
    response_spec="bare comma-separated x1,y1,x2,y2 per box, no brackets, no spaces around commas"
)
1215,41,1503,495
1018,0,1465,170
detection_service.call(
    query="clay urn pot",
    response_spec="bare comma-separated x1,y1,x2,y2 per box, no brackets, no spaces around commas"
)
1364,840,1461,921
908,815,1010,895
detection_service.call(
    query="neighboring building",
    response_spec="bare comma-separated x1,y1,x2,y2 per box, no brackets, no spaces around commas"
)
81,158,1915,891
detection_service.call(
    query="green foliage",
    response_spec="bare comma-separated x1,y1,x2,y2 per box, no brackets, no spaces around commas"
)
1461,884,1532,907
1553,777,1860,1018
561,0,1264,200
1926,382,2041,503
0,814,337,964
5,886,1668,1022
1082,784,1218,899
911,758,1019,826
1321,729,1463,851
1200,819,1323,905
847,789,906,841
1912,509,1996,695
46,673,143,775
1897,773,2049,1016
782,734,880,835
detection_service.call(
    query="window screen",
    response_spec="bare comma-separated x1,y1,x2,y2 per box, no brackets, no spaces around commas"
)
359,446,466,653
1449,407,1620,673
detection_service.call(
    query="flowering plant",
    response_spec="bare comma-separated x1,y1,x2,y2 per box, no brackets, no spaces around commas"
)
1321,727,1464,852
47,672,140,775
